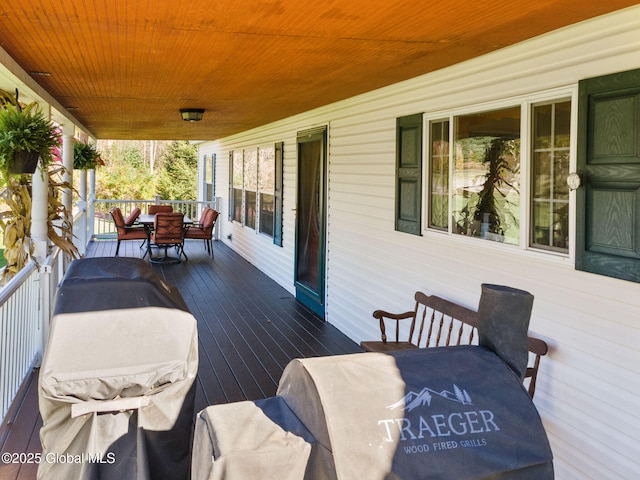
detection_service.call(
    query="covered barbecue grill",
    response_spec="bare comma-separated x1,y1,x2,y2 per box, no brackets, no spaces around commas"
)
193,347,553,480
38,258,198,480
192,284,553,480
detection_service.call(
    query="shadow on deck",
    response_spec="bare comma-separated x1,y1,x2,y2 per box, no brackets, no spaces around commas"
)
0,238,362,480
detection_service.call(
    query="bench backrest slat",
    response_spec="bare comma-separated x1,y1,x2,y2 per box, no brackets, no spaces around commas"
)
410,292,546,398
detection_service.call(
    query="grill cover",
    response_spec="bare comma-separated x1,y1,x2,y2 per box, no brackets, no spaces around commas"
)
192,397,316,480
39,258,198,480
193,346,553,480
278,347,553,479
53,257,189,313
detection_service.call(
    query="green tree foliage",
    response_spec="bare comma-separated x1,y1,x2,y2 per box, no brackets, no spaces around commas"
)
94,140,197,201
95,142,156,200
156,141,197,200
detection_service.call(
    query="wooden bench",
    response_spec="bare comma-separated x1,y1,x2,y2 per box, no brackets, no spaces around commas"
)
360,291,548,398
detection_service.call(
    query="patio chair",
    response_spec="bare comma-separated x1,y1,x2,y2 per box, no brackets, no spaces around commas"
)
124,208,145,249
148,204,173,214
110,207,148,256
184,208,219,256
124,207,141,226
150,212,188,263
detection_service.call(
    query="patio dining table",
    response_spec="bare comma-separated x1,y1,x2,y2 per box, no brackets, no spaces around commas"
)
136,213,193,261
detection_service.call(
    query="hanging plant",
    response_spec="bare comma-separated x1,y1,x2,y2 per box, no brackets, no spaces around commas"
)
73,141,104,170
0,89,78,283
0,90,60,176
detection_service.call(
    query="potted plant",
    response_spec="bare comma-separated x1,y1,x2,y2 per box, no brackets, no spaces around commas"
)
0,92,60,175
74,141,104,170
0,89,77,283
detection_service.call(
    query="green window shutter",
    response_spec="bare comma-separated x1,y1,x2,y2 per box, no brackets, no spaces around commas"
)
228,151,234,221
274,142,284,246
576,67,640,282
395,113,423,235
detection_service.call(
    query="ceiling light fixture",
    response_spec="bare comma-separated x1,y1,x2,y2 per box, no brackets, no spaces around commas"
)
180,108,205,122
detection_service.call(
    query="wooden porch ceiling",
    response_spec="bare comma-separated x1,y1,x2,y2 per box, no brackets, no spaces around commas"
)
0,1,636,140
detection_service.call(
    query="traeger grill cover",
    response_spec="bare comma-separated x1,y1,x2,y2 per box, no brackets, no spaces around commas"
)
38,258,198,480
277,347,553,480
193,345,553,480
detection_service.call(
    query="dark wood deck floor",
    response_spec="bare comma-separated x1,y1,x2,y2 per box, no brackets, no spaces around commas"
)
0,238,362,480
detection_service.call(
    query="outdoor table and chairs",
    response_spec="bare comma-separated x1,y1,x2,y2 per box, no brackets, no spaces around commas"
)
136,213,193,263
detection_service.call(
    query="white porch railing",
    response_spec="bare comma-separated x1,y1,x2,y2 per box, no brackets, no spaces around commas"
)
92,197,221,239
0,247,65,423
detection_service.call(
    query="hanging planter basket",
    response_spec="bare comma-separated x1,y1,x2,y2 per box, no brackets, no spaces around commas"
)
8,150,40,174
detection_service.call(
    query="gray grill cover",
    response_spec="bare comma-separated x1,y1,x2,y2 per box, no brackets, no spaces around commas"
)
38,258,198,480
193,346,553,480
192,396,316,480
278,347,553,480
53,257,189,313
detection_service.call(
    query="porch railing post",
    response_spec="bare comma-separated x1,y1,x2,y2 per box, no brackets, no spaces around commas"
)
214,197,221,240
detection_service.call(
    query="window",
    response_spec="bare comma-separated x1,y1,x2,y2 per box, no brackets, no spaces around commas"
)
429,120,449,230
258,146,276,236
453,106,521,245
531,101,570,251
203,153,215,201
244,149,258,229
228,143,284,245
231,150,243,223
426,95,572,254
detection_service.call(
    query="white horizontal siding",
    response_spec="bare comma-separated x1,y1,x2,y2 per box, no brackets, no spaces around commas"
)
199,6,640,479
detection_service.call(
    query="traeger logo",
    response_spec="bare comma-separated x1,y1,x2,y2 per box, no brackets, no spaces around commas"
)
386,385,473,411
378,384,498,454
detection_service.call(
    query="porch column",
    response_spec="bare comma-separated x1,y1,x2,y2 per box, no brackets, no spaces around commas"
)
88,168,96,240
78,170,87,208
76,169,88,255
31,104,53,262
61,124,74,222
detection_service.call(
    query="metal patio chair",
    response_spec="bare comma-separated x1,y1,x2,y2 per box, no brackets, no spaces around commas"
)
184,207,219,256
110,207,148,256
149,212,188,263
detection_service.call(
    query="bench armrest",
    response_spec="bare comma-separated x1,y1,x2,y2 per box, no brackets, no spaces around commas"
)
371,310,415,343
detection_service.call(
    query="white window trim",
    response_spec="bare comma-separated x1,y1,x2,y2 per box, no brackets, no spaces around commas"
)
257,144,277,239
231,144,279,239
422,85,579,265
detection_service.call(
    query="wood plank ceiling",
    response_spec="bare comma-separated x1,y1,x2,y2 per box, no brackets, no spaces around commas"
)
0,0,636,140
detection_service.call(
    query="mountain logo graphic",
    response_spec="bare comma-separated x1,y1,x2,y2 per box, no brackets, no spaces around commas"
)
387,385,473,412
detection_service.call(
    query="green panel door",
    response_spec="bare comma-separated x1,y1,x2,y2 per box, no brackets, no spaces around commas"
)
576,68,640,282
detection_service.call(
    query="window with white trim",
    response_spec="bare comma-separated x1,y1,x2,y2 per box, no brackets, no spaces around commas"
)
231,150,243,223
244,148,258,229
426,95,572,255
258,146,276,237
229,144,284,244
530,100,571,251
